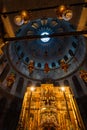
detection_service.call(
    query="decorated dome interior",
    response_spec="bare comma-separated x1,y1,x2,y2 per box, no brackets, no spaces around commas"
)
0,0,87,88
6,18,86,81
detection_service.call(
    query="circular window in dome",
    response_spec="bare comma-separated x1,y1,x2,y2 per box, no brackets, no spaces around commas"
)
41,32,50,42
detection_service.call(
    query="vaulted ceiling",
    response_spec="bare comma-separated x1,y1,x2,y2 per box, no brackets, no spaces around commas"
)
0,0,87,82
0,0,87,37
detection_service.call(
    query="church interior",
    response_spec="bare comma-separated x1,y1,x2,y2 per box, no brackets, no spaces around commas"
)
0,0,87,130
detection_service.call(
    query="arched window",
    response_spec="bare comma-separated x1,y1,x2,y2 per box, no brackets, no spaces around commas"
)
72,42,77,48
64,80,70,86
0,64,10,82
64,55,68,61
69,49,74,56
72,75,83,95
37,63,41,68
25,57,29,63
52,62,56,67
54,82,60,86
16,77,24,94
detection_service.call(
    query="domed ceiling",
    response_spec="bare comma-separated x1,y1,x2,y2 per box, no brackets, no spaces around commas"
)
6,18,86,81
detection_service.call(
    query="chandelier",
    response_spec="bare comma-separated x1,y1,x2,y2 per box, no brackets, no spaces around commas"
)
56,5,73,21
13,4,73,26
14,10,32,26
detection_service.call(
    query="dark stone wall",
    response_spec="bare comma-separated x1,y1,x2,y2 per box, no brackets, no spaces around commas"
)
76,95,87,130
2,97,22,130
0,88,23,130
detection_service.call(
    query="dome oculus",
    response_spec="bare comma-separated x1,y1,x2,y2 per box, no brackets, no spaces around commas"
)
41,32,50,42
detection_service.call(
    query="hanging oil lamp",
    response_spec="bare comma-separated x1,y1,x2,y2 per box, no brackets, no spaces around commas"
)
44,63,50,73
56,5,73,21
14,10,32,26
28,60,34,74
60,60,69,72
14,15,24,26
6,73,16,87
21,10,32,24
79,70,87,82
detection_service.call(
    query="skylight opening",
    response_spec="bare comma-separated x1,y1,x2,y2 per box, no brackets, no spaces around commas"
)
41,32,50,42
